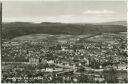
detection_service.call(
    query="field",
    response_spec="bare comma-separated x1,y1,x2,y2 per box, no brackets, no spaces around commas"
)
12,34,91,41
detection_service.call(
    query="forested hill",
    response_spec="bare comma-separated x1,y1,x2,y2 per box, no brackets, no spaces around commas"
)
2,22,127,39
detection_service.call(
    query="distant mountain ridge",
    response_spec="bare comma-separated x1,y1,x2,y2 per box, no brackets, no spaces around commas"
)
2,21,127,39
94,21,127,26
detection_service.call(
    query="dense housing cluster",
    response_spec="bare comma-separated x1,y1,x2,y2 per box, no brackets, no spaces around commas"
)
1,33,128,83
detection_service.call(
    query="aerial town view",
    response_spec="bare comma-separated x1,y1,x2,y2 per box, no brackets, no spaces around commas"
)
1,0,128,83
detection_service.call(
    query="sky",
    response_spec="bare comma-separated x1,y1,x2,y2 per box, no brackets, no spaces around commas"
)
2,1,127,23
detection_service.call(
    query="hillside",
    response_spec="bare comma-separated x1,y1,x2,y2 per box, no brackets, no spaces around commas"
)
2,22,127,39
95,21,127,26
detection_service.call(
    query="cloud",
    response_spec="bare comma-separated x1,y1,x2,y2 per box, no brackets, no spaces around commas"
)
83,10,116,14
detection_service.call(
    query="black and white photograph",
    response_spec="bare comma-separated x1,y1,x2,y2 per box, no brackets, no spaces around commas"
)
1,0,128,83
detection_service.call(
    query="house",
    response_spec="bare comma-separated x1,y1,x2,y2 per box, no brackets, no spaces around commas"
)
58,40,67,44
2,42,10,46
29,57,39,65
94,76,105,82
47,60,54,64
11,41,19,45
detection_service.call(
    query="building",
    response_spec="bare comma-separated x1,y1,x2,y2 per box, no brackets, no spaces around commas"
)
29,57,39,65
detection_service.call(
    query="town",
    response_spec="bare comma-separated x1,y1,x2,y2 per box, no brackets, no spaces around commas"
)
1,32,128,83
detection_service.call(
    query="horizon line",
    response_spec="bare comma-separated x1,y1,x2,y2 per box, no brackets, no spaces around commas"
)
2,20,127,24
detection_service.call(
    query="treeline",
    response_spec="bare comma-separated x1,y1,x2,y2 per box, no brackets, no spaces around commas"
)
2,22,127,39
